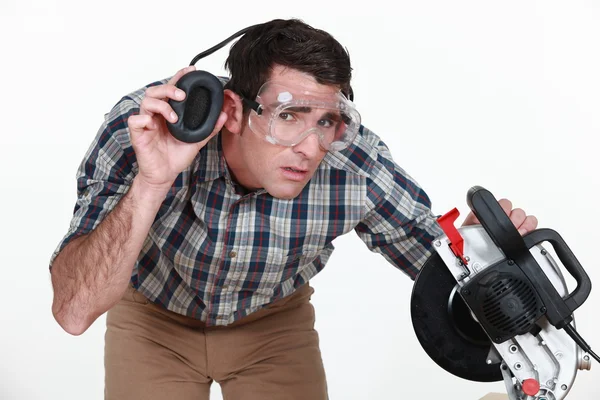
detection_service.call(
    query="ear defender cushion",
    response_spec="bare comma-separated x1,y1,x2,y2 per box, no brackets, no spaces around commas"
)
166,70,224,143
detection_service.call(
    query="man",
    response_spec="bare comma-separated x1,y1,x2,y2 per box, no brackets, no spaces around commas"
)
49,19,537,399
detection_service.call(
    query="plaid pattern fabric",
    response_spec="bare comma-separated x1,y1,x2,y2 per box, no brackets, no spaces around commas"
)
50,78,444,326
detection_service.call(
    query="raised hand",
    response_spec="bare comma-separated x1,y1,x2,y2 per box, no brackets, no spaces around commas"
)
127,65,228,191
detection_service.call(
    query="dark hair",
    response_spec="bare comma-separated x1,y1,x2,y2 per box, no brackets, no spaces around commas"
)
223,19,352,111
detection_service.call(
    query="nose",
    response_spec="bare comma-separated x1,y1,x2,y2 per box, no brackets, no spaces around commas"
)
292,129,326,158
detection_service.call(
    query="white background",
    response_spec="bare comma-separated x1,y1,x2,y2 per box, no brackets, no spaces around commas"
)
1,0,599,399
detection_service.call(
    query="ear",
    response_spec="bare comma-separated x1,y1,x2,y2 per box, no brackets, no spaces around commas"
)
222,89,244,134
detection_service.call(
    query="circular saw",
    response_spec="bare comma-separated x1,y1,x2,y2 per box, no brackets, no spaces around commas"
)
411,186,597,399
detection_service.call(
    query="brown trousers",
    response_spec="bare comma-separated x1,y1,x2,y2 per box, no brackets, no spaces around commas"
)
104,283,328,400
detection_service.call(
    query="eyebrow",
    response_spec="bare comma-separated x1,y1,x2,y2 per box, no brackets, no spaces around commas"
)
322,112,342,121
275,105,343,121
268,104,312,113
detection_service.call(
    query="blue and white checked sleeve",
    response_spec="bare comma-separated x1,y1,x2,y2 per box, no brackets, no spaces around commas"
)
354,137,443,279
49,99,139,269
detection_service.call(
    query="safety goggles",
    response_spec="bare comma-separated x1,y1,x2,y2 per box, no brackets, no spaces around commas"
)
242,82,361,152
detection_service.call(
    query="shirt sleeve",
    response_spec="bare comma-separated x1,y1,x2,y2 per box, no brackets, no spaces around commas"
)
49,98,139,270
354,138,443,280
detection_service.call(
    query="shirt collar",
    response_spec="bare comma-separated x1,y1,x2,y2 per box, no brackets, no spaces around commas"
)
191,133,265,196
191,133,227,184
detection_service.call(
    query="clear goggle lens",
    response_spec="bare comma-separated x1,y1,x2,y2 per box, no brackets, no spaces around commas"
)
248,82,361,151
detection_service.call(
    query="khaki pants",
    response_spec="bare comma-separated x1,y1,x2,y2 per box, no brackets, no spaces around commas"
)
104,283,328,400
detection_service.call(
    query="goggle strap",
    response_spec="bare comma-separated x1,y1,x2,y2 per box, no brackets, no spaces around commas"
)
242,97,263,115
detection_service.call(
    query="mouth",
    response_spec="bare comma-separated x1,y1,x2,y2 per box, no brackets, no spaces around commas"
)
280,166,309,181
283,166,308,173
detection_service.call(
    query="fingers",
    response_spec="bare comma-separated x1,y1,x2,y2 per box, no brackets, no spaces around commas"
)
462,199,512,226
144,84,186,105
136,65,196,131
517,215,538,235
508,207,526,230
498,199,539,235
497,198,513,217
140,96,179,124
140,67,193,118
167,65,196,86
128,114,155,131
460,197,538,237
127,114,157,143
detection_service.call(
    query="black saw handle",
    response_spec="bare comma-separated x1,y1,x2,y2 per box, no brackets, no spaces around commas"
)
522,229,592,315
466,186,592,328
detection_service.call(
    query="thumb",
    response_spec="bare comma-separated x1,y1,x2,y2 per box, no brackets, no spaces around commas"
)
195,112,229,149
213,111,228,134
462,211,480,226
128,114,157,145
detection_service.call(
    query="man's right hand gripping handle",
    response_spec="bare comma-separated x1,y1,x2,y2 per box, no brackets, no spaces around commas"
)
50,66,228,335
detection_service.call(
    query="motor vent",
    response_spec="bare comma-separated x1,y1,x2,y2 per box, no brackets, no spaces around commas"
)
460,260,545,343
482,277,539,335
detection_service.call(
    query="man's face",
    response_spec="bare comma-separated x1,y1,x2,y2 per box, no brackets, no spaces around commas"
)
229,66,340,199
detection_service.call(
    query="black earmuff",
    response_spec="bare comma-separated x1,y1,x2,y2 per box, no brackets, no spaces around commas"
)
165,24,263,143
166,71,224,143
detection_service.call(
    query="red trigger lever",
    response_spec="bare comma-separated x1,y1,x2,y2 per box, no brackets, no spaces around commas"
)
437,208,469,266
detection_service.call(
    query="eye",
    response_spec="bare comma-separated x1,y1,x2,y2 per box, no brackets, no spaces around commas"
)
318,119,334,128
278,112,295,121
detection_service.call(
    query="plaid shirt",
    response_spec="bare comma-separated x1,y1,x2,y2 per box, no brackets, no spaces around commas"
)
50,78,443,326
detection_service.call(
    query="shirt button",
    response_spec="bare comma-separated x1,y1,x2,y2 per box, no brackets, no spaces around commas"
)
229,250,237,258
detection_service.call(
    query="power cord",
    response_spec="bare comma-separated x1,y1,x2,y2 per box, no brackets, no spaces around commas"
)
564,324,600,363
